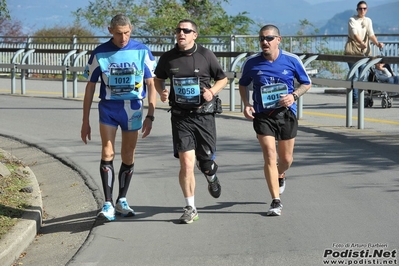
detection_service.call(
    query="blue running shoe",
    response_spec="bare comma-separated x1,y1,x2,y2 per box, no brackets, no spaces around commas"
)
97,202,115,221
115,197,136,217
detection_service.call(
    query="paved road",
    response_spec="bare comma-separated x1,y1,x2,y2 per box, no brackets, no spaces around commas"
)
1,78,398,266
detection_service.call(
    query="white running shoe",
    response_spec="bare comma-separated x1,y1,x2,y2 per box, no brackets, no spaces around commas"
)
266,199,283,216
97,202,115,221
179,206,199,224
115,197,136,217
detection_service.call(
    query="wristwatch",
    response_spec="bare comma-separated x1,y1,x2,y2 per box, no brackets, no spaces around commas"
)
145,115,155,121
292,93,299,101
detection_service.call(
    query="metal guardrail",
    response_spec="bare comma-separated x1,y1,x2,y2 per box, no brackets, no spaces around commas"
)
0,49,83,97
312,57,399,129
1,49,399,130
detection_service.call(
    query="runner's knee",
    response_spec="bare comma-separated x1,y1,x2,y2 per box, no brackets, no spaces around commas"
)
198,160,218,176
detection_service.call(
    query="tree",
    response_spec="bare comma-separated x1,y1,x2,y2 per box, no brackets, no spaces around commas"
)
32,24,98,43
0,19,25,42
285,19,346,79
0,0,10,20
73,0,253,38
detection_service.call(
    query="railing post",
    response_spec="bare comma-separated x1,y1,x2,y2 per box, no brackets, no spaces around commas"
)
61,50,77,98
358,89,365,129
19,49,35,95
71,50,87,98
357,57,383,129
346,89,353,127
10,64,16,94
345,57,369,128
229,52,248,112
10,49,25,94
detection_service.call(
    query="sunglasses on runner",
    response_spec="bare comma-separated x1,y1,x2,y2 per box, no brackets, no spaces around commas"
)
259,35,279,42
175,28,196,34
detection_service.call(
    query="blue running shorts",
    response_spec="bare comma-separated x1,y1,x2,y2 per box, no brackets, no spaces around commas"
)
98,99,143,131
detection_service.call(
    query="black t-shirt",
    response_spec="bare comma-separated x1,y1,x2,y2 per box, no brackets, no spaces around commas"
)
155,43,226,109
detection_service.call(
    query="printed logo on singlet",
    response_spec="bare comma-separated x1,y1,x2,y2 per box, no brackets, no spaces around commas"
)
257,70,263,75
106,62,144,76
282,70,289,75
170,68,179,75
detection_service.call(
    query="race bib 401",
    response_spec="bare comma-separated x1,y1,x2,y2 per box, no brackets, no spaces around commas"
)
260,83,288,109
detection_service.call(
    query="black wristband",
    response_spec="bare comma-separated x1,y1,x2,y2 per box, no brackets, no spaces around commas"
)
292,93,299,101
145,115,155,121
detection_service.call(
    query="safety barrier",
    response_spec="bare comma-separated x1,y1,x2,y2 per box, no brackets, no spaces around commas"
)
311,56,399,129
0,49,248,100
1,49,399,129
0,49,86,98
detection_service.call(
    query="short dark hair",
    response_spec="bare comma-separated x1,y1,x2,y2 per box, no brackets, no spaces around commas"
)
259,24,280,36
178,19,198,33
357,1,367,8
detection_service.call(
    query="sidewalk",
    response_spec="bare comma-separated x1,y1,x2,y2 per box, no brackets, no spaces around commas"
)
0,148,42,266
0,136,97,266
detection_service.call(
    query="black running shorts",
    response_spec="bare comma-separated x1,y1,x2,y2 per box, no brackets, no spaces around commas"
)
171,112,217,160
253,107,298,140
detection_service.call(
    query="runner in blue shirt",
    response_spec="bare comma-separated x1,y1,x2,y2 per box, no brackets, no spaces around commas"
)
81,14,157,222
239,24,311,216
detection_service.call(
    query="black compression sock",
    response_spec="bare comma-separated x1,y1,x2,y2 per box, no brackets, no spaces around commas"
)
117,162,134,202
100,160,115,205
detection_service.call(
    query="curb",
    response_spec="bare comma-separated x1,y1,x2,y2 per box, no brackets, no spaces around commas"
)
0,149,43,266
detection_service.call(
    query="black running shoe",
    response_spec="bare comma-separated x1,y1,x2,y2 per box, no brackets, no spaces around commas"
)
207,175,221,198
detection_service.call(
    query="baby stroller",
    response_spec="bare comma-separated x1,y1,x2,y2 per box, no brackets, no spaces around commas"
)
365,62,394,108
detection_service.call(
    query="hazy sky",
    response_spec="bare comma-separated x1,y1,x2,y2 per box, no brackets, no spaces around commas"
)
7,0,393,35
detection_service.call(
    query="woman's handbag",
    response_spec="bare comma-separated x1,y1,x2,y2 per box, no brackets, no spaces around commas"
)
344,35,370,56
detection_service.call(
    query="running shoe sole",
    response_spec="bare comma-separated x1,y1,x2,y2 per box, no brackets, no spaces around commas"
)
180,214,199,224
97,212,115,221
115,210,135,217
266,210,282,216
179,206,199,224
115,200,136,217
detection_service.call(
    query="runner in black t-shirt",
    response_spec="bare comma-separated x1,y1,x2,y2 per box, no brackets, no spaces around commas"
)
154,19,227,224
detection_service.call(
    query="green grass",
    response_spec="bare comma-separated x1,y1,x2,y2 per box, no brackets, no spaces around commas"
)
0,154,31,240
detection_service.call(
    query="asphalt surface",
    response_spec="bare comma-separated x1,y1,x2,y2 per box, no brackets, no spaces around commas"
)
0,78,398,266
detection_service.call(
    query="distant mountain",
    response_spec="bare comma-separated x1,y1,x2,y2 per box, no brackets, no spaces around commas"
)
319,10,353,35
